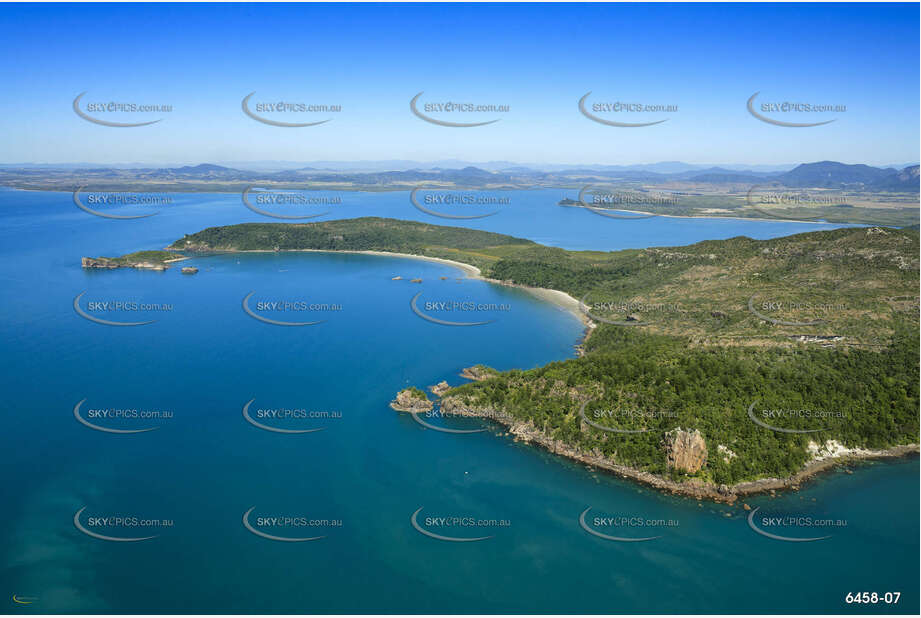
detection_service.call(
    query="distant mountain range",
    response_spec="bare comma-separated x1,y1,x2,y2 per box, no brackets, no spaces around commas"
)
0,161,917,192
771,161,920,191
0,160,801,173
4,159,916,173
682,161,919,191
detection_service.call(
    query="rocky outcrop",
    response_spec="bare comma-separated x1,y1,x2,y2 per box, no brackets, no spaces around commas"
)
389,388,433,413
435,394,918,503
181,267,199,274
81,257,169,271
429,381,451,397
662,428,708,474
459,365,496,381
81,257,120,269
717,444,737,464
439,395,736,502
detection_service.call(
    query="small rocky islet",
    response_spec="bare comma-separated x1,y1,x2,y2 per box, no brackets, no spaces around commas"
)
389,388,432,413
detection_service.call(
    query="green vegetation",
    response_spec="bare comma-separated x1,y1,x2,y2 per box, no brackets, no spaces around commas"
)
447,325,918,484
576,187,920,226
154,217,918,486
404,386,429,400
167,218,918,347
167,218,538,271
103,250,177,265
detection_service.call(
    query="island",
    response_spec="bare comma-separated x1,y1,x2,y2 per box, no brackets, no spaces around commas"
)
390,387,433,413
92,217,920,502
429,381,451,397
460,365,498,381
81,250,184,271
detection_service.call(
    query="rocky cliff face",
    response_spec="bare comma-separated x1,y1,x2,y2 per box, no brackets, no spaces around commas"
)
662,428,708,474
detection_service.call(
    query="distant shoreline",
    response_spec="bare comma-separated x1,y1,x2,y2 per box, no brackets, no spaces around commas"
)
570,204,848,225
3,184,904,226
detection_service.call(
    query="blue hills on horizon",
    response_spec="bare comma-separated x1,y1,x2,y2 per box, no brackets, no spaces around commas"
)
0,160,918,192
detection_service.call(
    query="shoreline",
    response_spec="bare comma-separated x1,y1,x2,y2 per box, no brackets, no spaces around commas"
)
10,185,902,226
568,203,874,225
168,245,914,503
0,185,900,227
438,396,920,503
186,247,596,343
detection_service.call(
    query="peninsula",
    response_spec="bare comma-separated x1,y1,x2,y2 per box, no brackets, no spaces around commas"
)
90,217,920,501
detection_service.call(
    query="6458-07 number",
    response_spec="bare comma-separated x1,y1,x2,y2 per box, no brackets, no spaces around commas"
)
845,592,900,604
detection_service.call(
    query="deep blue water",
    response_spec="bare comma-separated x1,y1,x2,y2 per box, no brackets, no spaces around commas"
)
0,188,916,614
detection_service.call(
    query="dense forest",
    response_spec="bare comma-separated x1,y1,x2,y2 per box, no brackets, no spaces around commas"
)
447,324,918,484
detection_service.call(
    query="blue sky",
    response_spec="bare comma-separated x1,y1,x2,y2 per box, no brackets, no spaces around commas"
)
0,2,917,167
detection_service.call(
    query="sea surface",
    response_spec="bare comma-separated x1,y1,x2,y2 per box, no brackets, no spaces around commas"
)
0,188,916,614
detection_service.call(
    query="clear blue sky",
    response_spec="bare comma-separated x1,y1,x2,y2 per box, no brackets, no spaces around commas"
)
0,2,917,167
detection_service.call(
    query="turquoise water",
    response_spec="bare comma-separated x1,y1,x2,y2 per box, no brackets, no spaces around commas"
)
0,189,916,614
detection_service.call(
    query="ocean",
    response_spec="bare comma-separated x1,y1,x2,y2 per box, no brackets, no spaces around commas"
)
0,188,916,614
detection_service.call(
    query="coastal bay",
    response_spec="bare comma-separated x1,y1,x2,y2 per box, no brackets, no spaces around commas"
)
2,190,917,613
91,217,919,503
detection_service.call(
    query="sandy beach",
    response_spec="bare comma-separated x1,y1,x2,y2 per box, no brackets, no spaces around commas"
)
356,250,593,329
210,247,595,331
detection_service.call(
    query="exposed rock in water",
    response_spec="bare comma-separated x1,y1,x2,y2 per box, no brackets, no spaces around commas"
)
459,365,496,381
389,388,433,413
181,267,199,274
410,278,422,283
662,428,708,474
81,257,120,269
429,381,451,397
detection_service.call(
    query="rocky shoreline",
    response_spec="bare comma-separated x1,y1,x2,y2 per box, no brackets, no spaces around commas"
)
436,387,919,504
389,388,433,413
81,256,187,271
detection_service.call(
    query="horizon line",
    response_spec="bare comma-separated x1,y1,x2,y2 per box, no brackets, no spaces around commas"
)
1,159,917,170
